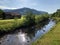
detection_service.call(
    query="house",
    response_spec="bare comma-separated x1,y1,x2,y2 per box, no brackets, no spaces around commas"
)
4,12,21,19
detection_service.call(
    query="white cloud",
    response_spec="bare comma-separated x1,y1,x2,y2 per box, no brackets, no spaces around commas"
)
0,0,38,9
0,6,17,9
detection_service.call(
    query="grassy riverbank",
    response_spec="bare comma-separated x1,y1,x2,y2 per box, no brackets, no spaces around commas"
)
32,18,60,45
0,15,49,33
0,18,24,32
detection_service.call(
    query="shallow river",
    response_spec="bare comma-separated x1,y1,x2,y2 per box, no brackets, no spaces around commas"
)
0,20,55,45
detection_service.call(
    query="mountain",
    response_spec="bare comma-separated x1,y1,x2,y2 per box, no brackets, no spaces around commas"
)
3,7,48,15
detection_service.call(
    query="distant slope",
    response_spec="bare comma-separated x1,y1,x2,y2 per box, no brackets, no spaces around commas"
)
3,7,48,15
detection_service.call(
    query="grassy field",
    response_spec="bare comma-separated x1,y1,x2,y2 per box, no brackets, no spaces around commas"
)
32,18,60,45
0,17,26,32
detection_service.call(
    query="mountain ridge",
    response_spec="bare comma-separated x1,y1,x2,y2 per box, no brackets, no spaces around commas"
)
3,7,48,15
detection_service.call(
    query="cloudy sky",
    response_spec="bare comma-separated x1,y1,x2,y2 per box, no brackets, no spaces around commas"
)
0,0,60,13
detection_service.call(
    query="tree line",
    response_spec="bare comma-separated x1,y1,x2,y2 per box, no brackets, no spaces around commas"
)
0,9,5,19
51,9,60,17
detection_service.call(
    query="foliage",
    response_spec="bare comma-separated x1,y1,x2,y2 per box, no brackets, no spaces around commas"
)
0,9,3,15
24,11,35,25
0,9,5,19
35,14,49,24
51,9,60,17
0,9,3,19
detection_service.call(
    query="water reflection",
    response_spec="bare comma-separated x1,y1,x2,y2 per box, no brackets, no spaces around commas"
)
33,20,55,41
17,32,30,45
0,20,55,45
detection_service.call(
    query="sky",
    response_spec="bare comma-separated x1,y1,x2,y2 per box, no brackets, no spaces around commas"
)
0,0,60,13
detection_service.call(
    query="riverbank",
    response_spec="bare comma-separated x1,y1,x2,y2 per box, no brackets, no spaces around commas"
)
0,15,49,34
32,18,60,45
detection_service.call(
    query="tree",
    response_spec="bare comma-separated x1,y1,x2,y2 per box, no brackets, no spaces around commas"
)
0,9,5,19
24,11,35,25
0,9,3,18
51,9,60,17
2,12,5,19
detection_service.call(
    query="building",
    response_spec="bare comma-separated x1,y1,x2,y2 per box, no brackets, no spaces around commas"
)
4,12,21,19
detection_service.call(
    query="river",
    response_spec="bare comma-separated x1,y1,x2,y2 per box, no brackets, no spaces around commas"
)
0,20,55,45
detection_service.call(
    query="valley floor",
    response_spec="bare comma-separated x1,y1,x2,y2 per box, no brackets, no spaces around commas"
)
32,19,60,45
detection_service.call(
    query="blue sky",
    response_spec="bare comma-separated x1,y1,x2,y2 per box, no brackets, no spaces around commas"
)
0,0,60,13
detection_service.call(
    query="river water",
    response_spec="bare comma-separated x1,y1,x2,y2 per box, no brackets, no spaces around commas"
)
0,20,55,45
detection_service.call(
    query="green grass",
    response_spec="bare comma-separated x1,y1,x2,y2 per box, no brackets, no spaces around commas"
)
0,17,27,32
32,18,60,45
0,15,49,32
